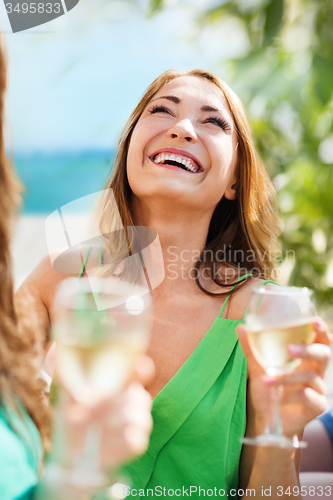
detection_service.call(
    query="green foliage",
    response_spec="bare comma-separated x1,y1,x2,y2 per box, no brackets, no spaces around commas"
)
313,54,333,105
264,0,284,43
149,0,333,311
148,0,164,16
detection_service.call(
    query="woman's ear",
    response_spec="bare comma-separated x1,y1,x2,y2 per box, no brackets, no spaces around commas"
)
224,181,237,201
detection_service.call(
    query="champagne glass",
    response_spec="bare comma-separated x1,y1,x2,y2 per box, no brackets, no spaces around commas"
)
241,286,316,448
51,276,151,493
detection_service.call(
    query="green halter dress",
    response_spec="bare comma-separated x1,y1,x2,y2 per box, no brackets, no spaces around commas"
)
75,253,275,498
119,275,276,499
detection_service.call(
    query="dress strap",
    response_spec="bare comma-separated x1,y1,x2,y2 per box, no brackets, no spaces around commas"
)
98,247,103,267
78,245,93,278
242,279,278,321
218,273,254,318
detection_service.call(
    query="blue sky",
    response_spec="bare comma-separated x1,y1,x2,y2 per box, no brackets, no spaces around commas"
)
1,0,248,152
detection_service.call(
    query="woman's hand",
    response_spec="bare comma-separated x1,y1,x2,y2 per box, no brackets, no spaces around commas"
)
61,355,154,469
237,319,332,439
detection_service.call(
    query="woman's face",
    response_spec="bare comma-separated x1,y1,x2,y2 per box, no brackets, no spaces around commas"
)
127,76,239,213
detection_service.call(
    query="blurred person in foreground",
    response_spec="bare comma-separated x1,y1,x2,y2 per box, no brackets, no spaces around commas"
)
0,38,153,500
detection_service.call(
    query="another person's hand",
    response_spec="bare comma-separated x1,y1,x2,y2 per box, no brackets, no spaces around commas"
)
237,319,332,439
60,354,154,469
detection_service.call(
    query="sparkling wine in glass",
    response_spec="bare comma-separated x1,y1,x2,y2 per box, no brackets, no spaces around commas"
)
241,286,316,448
51,277,151,492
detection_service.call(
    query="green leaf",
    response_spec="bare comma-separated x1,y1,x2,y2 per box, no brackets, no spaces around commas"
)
148,0,164,16
203,2,238,23
312,54,333,105
263,0,284,44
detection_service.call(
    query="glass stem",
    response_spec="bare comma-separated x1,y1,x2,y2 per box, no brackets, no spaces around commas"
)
265,385,283,435
80,423,102,471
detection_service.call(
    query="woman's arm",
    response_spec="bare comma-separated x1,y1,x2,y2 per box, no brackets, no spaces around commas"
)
237,319,331,499
15,255,62,350
239,388,302,498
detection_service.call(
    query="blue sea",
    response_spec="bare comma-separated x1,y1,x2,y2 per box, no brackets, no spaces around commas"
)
13,149,115,214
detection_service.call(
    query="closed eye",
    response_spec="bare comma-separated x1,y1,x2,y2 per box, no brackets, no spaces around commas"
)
204,116,231,131
148,104,173,115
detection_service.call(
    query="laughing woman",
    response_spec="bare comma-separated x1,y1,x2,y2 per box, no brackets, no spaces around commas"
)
16,69,331,499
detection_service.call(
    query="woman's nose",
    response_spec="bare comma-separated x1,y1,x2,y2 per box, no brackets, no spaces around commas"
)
167,118,197,142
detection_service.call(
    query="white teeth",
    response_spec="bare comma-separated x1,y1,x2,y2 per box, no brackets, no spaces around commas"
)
153,152,199,173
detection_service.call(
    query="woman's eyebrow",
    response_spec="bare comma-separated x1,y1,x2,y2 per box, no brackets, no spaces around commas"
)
150,95,180,104
201,105,222,113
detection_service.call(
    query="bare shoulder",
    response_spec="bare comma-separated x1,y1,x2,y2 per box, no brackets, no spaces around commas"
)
16,245,101,316
228,277,279,321
15,245,102,345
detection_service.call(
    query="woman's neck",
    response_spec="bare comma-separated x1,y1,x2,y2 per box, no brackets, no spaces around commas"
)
131,196,214,293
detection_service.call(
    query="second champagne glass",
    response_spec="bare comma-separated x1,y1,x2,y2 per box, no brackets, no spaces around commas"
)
52,276,151,492
241,286,316,448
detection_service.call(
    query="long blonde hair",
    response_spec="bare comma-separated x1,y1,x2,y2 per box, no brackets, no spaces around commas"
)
0,39,51,448
97,69,280,294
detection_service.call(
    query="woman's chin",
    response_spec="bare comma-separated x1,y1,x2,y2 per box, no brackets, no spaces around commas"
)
134,186,197,203
133,176,200,197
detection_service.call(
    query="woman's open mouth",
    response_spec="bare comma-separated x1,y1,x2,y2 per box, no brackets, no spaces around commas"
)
150,152,202,173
